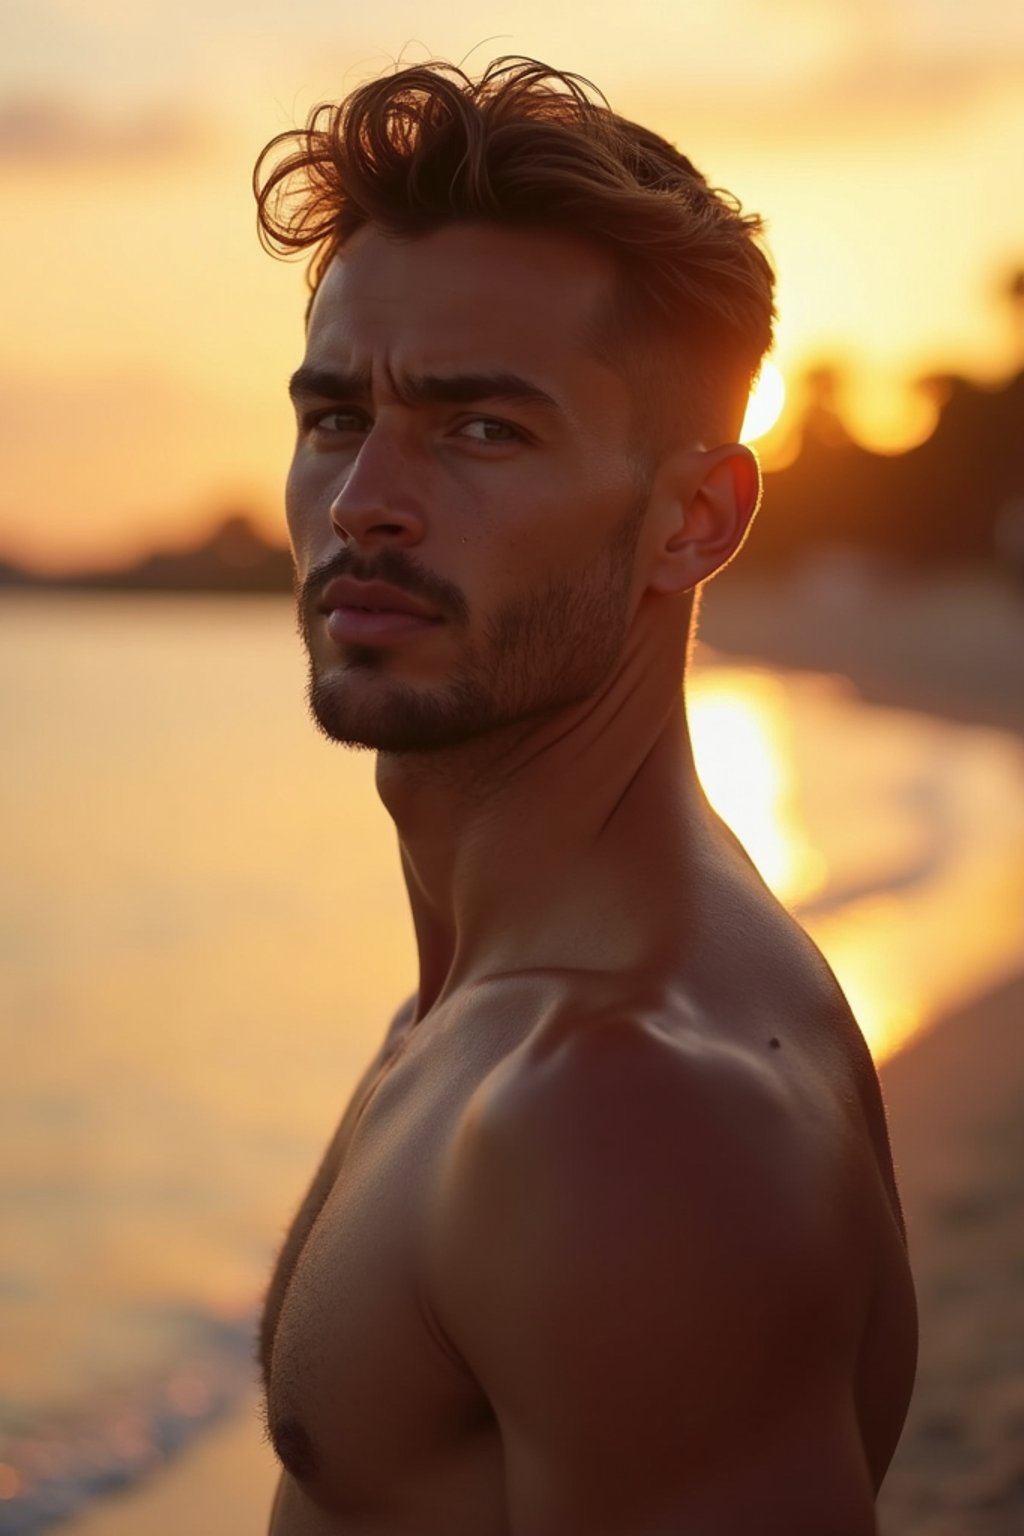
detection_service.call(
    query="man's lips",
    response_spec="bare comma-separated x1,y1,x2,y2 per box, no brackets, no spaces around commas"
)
317,576,443,645
318,577,442,621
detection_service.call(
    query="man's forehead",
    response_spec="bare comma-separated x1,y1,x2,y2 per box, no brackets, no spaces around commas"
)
307,223,619,368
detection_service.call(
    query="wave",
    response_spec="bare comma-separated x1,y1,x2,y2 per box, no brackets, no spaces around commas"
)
0,1307,258,1535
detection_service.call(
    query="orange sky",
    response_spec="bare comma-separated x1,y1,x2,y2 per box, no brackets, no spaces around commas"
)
2,0,1023,572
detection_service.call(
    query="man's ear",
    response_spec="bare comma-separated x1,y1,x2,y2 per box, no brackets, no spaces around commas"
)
647,443,762,596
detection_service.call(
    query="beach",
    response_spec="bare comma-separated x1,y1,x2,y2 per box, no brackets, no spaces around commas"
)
55,1404,278,1536
711,568,1024,1534
879,970,1024,1534
20,570,1024,1534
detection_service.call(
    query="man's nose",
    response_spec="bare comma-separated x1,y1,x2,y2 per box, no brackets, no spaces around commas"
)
328,427,425,550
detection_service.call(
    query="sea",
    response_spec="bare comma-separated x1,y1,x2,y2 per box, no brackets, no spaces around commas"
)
2,589,1023,1534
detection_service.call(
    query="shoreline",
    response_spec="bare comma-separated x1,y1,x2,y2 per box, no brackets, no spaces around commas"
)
697,565,1024,737
54,1397,278,1536
702,567,1024,1532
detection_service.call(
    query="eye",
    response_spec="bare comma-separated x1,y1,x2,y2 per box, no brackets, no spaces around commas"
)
456,417,523,444
307,407,372,436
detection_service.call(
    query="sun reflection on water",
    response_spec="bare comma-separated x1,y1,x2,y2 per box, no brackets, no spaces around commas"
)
689,669,827,909
690,666,923,1058
689,662,1024,1063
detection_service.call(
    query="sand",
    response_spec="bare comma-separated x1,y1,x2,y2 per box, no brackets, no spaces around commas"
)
61,569,1024,1534
878,972,1024,1536
697,563,1024,737
708,566,1024,1534
57,1398,278,1536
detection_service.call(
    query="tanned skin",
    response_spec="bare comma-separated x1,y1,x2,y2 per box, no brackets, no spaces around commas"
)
259,222,917,1535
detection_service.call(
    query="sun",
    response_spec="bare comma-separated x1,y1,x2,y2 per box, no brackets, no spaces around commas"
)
740,360,786,443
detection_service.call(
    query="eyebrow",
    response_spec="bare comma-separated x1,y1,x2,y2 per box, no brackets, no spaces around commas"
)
287,365,561,414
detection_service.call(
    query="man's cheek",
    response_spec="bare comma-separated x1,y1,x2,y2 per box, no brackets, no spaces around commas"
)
284,463,327,562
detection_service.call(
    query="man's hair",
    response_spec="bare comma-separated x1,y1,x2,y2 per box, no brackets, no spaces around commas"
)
254,56,776,449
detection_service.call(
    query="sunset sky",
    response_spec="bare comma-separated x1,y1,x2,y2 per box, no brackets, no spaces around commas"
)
3,0,1023,572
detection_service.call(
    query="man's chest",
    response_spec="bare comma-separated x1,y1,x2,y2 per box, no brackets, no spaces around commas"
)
261,1002,521,1522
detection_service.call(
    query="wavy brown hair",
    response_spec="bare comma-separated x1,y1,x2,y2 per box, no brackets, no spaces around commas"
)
254,56,776,444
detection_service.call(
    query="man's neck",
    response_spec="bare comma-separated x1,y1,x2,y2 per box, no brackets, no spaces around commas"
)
375,650,714,1022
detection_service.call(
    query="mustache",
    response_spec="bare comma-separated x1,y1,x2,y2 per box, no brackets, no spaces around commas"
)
299,547,470,626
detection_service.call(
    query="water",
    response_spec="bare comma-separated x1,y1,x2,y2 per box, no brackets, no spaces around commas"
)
1,590,1023,1532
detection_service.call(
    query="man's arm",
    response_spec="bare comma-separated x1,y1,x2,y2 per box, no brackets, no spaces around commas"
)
427,1016,877,1535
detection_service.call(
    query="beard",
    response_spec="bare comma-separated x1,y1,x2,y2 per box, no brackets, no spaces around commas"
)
298,495,647,755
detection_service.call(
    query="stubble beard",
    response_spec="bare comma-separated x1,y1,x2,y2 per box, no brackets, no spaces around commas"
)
302,496,647,755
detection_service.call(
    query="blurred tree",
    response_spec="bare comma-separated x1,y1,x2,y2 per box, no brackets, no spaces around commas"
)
1004,267,1024,368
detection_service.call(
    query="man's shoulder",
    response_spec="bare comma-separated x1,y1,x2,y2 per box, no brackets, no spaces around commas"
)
440,998,862,1288
425,997,878,1469
473,1007,798,1168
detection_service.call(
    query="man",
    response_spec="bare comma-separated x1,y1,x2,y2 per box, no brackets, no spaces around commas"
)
254,57,917,1534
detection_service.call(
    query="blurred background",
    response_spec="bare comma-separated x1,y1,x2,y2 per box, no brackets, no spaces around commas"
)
1,3,1023,1533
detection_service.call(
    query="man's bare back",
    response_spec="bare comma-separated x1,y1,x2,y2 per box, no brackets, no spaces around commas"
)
260,821,916,1534
253,58,916,1532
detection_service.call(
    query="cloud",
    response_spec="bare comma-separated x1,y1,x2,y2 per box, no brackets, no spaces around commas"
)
747,0,1024,124
0,97,211,168
813,49,1024,122
638,48,1024,154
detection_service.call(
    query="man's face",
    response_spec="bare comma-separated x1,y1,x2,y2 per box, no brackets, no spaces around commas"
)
286,222,651,753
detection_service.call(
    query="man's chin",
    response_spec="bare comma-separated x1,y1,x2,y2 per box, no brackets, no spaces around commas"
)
307,676,496,755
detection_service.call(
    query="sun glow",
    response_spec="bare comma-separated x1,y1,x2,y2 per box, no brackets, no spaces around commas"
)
740,361,786,443
687,664,1024,1063
688,668,913,1061
689,669,826,910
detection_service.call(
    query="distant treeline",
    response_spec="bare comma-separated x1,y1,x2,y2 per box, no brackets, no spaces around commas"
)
0,514,294,595
748,365,1024,573
2,363,1022,592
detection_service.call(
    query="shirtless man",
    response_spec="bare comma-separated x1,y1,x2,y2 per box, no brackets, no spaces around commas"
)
253,57,917,1534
